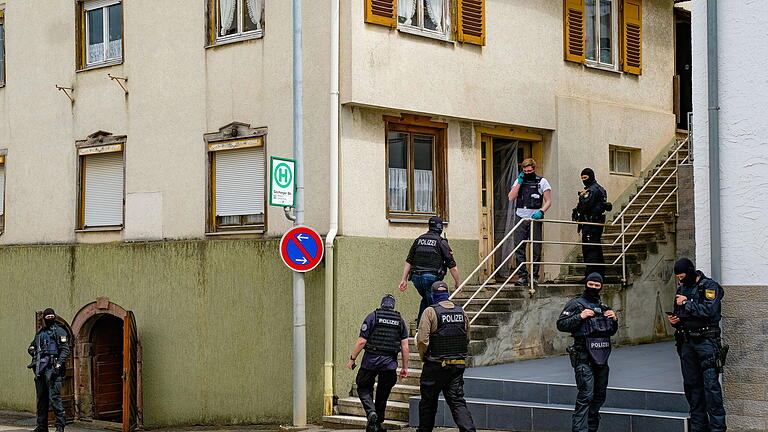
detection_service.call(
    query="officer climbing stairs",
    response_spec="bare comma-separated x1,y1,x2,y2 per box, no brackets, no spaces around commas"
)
323,327,423,429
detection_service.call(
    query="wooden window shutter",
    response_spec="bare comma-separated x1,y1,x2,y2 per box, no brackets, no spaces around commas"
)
364,0,397,28
622,0,643,75
563,0,585,63
208,0,216,46
457,0,485,46
75,1,86,69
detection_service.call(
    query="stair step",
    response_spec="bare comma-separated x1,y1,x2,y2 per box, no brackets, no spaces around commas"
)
456,297,525,313
323,415,408,430
465,311,509,326
338,397,410,421
352,383,419,403
408,397,689,432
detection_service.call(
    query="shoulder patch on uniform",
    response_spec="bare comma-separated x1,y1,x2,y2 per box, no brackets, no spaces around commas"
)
361,323,368,332
705,289,716,300
60,336,67,343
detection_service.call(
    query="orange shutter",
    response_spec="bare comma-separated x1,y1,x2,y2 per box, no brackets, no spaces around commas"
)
457,0,486,46
622,0,643,75
365,0,397,28
563,0,585,63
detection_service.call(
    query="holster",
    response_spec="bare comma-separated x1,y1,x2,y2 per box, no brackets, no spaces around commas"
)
566,345,579,368
716,341,729,373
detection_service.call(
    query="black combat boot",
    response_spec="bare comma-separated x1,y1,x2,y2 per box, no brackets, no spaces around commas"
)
55,426,64,432
365,412,378,432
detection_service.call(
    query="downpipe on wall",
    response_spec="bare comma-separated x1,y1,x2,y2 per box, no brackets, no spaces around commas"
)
706,0,721,281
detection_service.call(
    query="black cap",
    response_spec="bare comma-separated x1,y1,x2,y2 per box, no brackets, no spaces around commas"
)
42,308,55,317
380,294,396,310
674,258,696,275
428,216,443,232
431,280,449,291
585,272,603,286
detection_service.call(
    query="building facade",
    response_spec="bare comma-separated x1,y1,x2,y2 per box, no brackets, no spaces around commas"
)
0,0,678,427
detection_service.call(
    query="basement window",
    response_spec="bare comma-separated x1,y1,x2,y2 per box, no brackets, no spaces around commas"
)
609,147,634,175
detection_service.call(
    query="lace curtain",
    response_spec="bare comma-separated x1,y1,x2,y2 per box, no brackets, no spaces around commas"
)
414,169,433,212
246,0,263,29
389,168,408,212
220,0,236,35
398,0,417,26
425,0,444,31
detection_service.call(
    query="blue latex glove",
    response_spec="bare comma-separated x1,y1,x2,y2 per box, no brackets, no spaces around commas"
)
531,210,544,220
517,172,525,183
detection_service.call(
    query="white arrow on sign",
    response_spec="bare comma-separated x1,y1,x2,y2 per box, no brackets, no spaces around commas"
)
297,234,310,241
295,257,308,265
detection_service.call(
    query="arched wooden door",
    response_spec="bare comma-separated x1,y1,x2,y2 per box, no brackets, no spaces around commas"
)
35,312,76,423
122,311,138,432
90,315,123,422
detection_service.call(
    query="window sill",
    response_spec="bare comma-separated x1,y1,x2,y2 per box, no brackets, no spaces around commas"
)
77,59,123,73
609,171,635,177
584,61,621,74
388,217,449,225
76,226,124,232
397,26,453,44
205,229,265,236
207,31,264,48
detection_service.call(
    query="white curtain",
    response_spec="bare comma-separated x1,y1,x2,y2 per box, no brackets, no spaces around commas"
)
107,39,122,60
398,0,417,26
88,43,105,64
220,0,236,35
246,0,263,29
425,0,444,31
414,169,433,212
388,168,408,212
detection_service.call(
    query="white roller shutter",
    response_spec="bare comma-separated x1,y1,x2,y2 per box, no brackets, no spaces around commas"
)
215,146,265,216
84,151,124,227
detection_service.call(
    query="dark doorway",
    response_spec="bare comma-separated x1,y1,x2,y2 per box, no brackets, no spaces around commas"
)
675,9,692,130
90,315,124,422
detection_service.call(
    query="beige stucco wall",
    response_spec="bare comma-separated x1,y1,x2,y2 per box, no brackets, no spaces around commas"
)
339,0,677,279
0,0,330,244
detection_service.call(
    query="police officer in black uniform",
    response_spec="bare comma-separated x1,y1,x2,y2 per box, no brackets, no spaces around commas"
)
572,168,612,278
347,295,410,432
399,216,461,324
416,281,475,432
28,308,70,432
667,258,727,432
557,273,618,432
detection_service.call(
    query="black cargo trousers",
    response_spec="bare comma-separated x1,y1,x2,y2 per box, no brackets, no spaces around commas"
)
571,351,609,432
677,337,726,432
35,367,65,430
417,362,476,432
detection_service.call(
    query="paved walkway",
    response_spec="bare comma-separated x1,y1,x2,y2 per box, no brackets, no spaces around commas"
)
466,341,683,392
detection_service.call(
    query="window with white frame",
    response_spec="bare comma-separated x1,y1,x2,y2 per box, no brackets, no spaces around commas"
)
0,10,5,86
78,145,125,229
84,0,123,67
215,0,264,42
585,0,618,68
398,0,450,37
609,147,633,175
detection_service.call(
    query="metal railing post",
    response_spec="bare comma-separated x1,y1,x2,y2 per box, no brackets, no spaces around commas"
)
621,215,626,284
529,220,534,289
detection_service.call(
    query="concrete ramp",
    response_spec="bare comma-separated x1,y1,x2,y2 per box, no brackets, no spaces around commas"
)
409,342,689,432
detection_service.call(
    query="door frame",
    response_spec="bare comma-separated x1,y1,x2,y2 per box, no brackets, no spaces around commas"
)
475,126,544,280
71,298,142,430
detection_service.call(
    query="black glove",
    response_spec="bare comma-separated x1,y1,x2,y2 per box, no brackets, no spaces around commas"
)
571,208,579,222
28,346,36,356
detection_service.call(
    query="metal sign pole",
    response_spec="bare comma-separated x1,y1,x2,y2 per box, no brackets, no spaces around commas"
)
292,0,307,425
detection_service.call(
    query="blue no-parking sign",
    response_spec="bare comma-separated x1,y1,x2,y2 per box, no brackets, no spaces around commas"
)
279,226,324,272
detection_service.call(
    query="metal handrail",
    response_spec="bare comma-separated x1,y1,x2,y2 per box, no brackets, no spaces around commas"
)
457,138,689,327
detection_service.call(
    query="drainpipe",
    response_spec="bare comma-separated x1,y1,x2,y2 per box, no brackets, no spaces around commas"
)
706,0,721,281
324,0,340,417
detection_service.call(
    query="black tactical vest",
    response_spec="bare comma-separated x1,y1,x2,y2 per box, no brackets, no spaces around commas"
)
410,232,444,274
428,304,468,360
364,309,403,356
574,298,614,338
38,327,60,356
516,176,543,210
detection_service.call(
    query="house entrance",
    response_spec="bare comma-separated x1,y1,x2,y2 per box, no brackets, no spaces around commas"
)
478,130,543,281
71,298,141,432
90,315,123,422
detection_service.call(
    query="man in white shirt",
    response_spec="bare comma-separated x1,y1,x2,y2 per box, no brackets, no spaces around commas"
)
507,158,552,285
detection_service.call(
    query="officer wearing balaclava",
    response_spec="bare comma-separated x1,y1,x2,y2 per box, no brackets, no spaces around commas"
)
667,258,727,432
572,168,612,279
557,273,618,432
416,281,475,432
28,308,70,432
399,216,461,324
347,295,409,432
